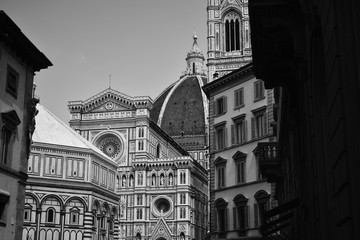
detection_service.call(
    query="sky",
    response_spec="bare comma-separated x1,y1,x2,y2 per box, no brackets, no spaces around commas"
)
2,0,208,123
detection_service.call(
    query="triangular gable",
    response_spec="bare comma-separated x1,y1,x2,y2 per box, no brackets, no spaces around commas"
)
232,150,247,160
213,156,227,166
220,0,242,10
88,101,133,113
151,217,172,240
79,88,135,113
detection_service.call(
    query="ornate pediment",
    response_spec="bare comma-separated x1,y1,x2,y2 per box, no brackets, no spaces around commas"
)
220,0,242,10
68,88,136,113
89,101,133,113
151,218,172,240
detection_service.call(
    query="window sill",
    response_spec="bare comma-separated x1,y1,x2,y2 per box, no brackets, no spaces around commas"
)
253,96,265,103
233,104,245,110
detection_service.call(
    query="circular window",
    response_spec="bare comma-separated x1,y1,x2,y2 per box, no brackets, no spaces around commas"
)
99,137,122,159
152,196,173,217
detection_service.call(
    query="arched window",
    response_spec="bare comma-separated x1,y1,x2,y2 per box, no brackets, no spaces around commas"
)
46,208,55,223
156,143,161,158
69,207,80,225
233,195,249,233
224,13,241,52
136,233,141,240
215,198,228,236
254,191,270,227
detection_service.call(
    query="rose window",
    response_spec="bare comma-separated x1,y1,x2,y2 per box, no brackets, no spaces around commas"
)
99,137,122,159
152,196,173,217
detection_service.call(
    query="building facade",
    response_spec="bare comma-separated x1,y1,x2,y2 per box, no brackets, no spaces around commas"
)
24,105,119,240
0,11,52,240
68,88,208,240
248,0,360,239
207,0,252,82
203,64,274,239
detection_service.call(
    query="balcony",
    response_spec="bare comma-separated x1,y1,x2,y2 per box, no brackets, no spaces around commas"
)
253,142,281,183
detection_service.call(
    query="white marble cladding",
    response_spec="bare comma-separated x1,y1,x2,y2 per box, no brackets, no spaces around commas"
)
80,111,135,120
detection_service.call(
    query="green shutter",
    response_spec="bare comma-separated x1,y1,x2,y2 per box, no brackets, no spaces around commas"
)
254,203,258,227
213,131,217,151
231,125,235,145
213,101,217,116
225,208,229,231
264,112,268,135
233,207,237,230
244,119,248,141
245,205,249,228
251,117,255,139
224,126,228,148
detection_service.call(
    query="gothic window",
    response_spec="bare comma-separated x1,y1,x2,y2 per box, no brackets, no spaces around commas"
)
138,127,144,138
137,172,143,186
138,140,144,151
180,207,186,218
180,171,186,184
224,13,241,52
136,209,143,220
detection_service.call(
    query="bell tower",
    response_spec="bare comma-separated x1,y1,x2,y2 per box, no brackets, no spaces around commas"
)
207,0,252,82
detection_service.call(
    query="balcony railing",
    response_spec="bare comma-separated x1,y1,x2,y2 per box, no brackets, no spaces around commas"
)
253,142,281,183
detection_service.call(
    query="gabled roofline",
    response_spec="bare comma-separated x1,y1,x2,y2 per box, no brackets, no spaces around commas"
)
202,62,253,97
0,11,52,71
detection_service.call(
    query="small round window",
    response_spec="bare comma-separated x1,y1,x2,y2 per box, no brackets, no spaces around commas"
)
152,196,173,217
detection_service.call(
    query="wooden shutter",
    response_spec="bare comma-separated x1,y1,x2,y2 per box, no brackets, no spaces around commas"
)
214,210,218,231
243,119,248,141
223,96,227,113
251,117,255,139
263,112,268,135
213,100,218,116
233,207,237,229
225,208,229,231
231,124,235,145
245,205,249,228
224,126,228,148
254,203,259,227
213,131,217,151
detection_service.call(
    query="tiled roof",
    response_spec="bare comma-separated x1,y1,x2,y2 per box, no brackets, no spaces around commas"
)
33,104,110,159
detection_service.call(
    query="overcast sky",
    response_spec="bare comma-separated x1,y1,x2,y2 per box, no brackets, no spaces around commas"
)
2,0,207,122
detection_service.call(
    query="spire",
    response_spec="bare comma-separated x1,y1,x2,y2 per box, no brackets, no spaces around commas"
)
183,33,206,76
190,33,201,53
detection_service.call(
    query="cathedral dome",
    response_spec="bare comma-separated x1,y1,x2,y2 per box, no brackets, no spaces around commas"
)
150,35,208,151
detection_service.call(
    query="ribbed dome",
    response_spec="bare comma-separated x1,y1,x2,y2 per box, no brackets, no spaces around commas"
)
150,75,208,151
150,35,208,151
